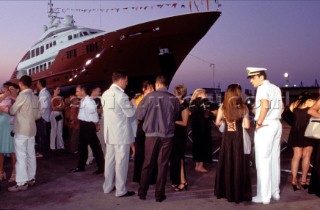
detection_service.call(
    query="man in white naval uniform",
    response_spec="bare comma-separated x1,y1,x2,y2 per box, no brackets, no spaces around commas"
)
247,67,283,204
102,71,135,197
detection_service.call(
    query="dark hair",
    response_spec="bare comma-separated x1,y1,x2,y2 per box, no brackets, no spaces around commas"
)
141,81,153,93
20,75,33,87
174,84,187,99
90,86,101,94
3,81,13,87
155,75,169,87
9,83,19,90
257,71,267,80
294,91,312,108
68,87,76,96
112,71,127,83
222,83,247,122
77,84,90,95
38,78,47,87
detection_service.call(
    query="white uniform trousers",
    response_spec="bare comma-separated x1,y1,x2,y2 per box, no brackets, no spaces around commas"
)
103,144,130,197
50,111,64,150
14,134,36,186
254,119,282,201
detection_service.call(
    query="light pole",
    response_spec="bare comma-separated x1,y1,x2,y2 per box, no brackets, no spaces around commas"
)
284,72,290,106
210,63,215,88
284,72,289,87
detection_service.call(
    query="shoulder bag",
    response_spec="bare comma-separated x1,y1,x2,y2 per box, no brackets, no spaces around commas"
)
243,114,251,154
304,117,320,139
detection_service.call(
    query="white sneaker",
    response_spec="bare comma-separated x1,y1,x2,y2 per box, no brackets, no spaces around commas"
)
262,200,270,205
252,196,270,204
252,196,262,203
272,193,280,200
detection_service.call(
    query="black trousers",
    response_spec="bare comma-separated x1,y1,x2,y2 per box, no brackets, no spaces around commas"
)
133,124,157,184
36,118,51,154
139,136,173,199
77,120,104,171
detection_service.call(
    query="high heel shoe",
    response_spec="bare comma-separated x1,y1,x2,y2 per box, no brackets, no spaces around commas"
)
9,173,16,182
0,171,6,181
300,181,309,189
175,182,188,191
292,184,300,191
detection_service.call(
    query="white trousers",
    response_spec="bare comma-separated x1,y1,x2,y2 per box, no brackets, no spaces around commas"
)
103,144,130,197
14,134,36,185
254,120,282,201
50,111,64,150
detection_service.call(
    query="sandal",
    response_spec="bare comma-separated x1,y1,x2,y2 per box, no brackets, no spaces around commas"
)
0,171,6,181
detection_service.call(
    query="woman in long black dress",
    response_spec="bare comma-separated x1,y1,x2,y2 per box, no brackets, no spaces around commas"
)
287,92,315,190
307,98,320,197
132,81,157,183
214,84,252,203
170,85,189,191
189,88,213,173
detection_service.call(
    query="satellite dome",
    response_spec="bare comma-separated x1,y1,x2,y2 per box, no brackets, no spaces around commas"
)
64,15,74,26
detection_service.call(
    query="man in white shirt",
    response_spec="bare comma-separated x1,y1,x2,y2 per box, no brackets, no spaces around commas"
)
36,79,51,156
71,85,104,174
87,87,105,165
102,71,135,197
247,67,283,204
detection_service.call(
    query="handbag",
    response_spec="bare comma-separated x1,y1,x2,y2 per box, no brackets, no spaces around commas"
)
218,120,225,133
55,115,63,121
282,105,294,126
304,117,320,139
243,115,251,155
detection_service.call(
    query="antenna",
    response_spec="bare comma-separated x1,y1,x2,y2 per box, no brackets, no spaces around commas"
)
47,0,62,21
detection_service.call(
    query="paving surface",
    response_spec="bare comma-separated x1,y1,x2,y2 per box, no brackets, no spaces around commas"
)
1,122,319,210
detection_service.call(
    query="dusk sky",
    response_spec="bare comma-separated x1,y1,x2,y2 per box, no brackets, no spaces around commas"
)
0,0,319,93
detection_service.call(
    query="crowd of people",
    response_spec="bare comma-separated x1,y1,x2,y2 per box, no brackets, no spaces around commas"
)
0,67,319,203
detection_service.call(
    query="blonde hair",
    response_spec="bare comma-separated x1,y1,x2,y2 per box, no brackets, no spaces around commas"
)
190,88,206,103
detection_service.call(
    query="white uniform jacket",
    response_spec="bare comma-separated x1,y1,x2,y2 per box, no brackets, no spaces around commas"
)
102,84,135,145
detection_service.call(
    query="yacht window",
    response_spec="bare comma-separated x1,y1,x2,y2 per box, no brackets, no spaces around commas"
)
80,33,83,37
44,63,47,70
40,46,44,54
67,49,77,59
48,62,51,67
50,43,52,47
53,41,56,46
83,32,89,36
31,50,35,58
36,48,39,56
28,69,31,75
68,35,72,40
73,34,77,39
90,32,97,34
86,42,99,53
46,44,49,49
40,65,43,71
36,66,39,73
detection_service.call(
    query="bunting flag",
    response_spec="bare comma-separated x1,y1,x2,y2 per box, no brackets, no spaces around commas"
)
194,1,199,12
56,0,213,15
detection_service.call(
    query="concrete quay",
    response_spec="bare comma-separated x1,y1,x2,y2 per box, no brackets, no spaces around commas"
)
1,122,319,210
